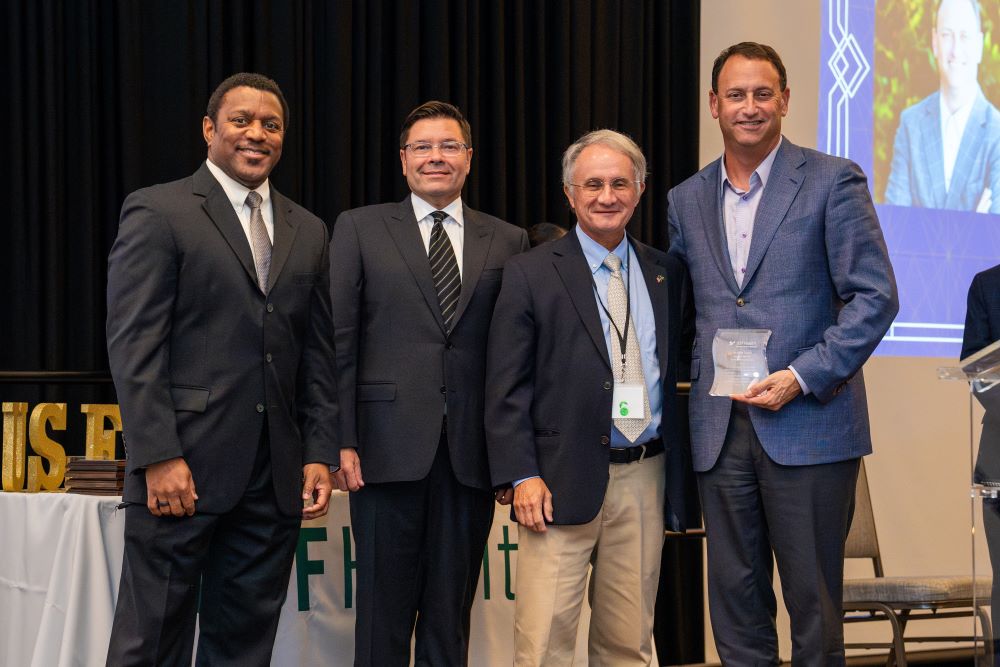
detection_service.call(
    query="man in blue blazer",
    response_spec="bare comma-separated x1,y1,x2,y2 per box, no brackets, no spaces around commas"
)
885,0,1000,213
668,43,898,664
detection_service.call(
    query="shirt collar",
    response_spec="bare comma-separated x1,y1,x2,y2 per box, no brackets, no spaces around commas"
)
410,193,464,227
719,135,782,194
939,86,979,125
575,225,630,276
205,159,271,211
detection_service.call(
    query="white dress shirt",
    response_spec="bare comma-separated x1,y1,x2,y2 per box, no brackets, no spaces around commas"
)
940,90,977,194
410,193,465,278
204,159,274,268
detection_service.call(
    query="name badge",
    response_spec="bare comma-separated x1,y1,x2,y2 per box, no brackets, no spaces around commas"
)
612,383,645,419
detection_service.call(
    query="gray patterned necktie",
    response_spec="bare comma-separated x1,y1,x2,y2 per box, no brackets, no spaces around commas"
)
604,252,651,443
429,210,461,331
246,190,271,293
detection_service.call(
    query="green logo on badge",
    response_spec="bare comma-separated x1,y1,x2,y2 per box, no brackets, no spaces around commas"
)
619,401,630,416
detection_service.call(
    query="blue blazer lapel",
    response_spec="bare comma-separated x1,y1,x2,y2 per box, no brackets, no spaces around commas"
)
265,189,299,293
696,160,740,295
742,140,804,291
452,206,492,327
194,164,259,289
386,198,447,332
919,93,948,208
946,92,989,210
551,232,611,368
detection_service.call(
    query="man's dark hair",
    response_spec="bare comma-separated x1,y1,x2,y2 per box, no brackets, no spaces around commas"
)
711,42,788,93
206,72,290,129
527,222,567,248
399,101,473,148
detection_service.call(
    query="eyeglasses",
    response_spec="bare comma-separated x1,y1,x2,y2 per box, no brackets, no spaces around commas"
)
567,178,640,194
403,141,470,157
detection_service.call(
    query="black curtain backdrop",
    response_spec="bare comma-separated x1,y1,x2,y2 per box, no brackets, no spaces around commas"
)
4,0,702,662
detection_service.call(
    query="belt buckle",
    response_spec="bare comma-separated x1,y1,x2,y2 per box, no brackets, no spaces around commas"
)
637,443,647,462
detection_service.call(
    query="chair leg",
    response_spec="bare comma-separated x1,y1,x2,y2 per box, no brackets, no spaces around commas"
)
870,604,907,667
975,605,993,667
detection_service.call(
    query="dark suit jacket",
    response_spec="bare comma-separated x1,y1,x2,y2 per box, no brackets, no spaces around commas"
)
962,264,1000,359
106,163,339,517
962,264,1000,484
485,230,693,530
329,198,528,490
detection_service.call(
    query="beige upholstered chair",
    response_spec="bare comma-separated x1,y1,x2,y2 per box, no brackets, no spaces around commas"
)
842,460,993,666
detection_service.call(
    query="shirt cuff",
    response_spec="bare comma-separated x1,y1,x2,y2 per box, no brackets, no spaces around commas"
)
513,476,540,487
788,365,810,395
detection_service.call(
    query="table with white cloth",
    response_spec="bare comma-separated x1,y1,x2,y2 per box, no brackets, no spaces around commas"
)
0,491,597,666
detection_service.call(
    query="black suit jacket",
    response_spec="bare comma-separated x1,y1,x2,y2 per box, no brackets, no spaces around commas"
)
107,163,339,517
963,264,1000,483
962,264,1000,359
485,230,693,530
329,198,529,490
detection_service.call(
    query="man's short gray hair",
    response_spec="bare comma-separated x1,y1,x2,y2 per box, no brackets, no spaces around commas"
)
561,129,648,186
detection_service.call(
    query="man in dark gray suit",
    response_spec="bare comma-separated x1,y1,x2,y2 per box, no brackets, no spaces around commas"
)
106,73,338,666
329,101,528,666
668,43,898,664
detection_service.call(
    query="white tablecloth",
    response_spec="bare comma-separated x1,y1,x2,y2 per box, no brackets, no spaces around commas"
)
0,492,595,666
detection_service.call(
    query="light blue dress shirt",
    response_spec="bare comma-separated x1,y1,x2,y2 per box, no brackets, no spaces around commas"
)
719,137,810,394
575,226,662,447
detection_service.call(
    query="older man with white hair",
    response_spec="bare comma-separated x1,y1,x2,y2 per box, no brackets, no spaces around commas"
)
486,129,693,666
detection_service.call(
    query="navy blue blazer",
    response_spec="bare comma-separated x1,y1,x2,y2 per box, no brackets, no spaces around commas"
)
485,230,693,530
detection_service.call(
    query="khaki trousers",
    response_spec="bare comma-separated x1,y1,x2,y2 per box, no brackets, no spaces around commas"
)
513,453,666,667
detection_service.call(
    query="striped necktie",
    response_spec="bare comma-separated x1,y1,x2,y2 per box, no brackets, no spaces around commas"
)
429,210,461,331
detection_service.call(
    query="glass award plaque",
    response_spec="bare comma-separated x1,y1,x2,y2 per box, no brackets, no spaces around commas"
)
709,329,771,396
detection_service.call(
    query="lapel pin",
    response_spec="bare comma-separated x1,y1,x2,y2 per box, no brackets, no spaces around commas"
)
656,274,665,283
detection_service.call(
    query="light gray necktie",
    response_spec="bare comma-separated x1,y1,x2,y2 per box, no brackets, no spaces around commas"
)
604,252,651,443
246,191,271,293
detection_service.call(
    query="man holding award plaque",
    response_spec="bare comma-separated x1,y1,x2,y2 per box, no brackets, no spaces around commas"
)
667,42,898,664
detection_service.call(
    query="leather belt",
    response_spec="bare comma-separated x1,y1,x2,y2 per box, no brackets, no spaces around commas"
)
609,438,664,464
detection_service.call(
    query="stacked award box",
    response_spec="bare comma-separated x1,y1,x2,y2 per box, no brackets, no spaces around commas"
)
65,458,125,496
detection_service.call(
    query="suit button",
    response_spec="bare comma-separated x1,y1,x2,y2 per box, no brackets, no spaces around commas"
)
603,380,612,390
265,353,273,363
266,303,274,313
600,435,610,445
440,385,447,394
445,342,454,350
736,297,745,307
256,403,265,413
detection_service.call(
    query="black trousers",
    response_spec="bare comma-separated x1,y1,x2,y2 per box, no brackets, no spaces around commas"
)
350,430,494,667
698,403,859,667
106,437,300,667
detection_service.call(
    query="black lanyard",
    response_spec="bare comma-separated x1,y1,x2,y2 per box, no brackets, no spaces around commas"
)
591,247,632,382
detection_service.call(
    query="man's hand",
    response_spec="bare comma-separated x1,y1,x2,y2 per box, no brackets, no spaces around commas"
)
513,478,553,533
302,463,334,520
494,487,514,505
145,457,198,517
731,369,802,412
332,447,364,492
